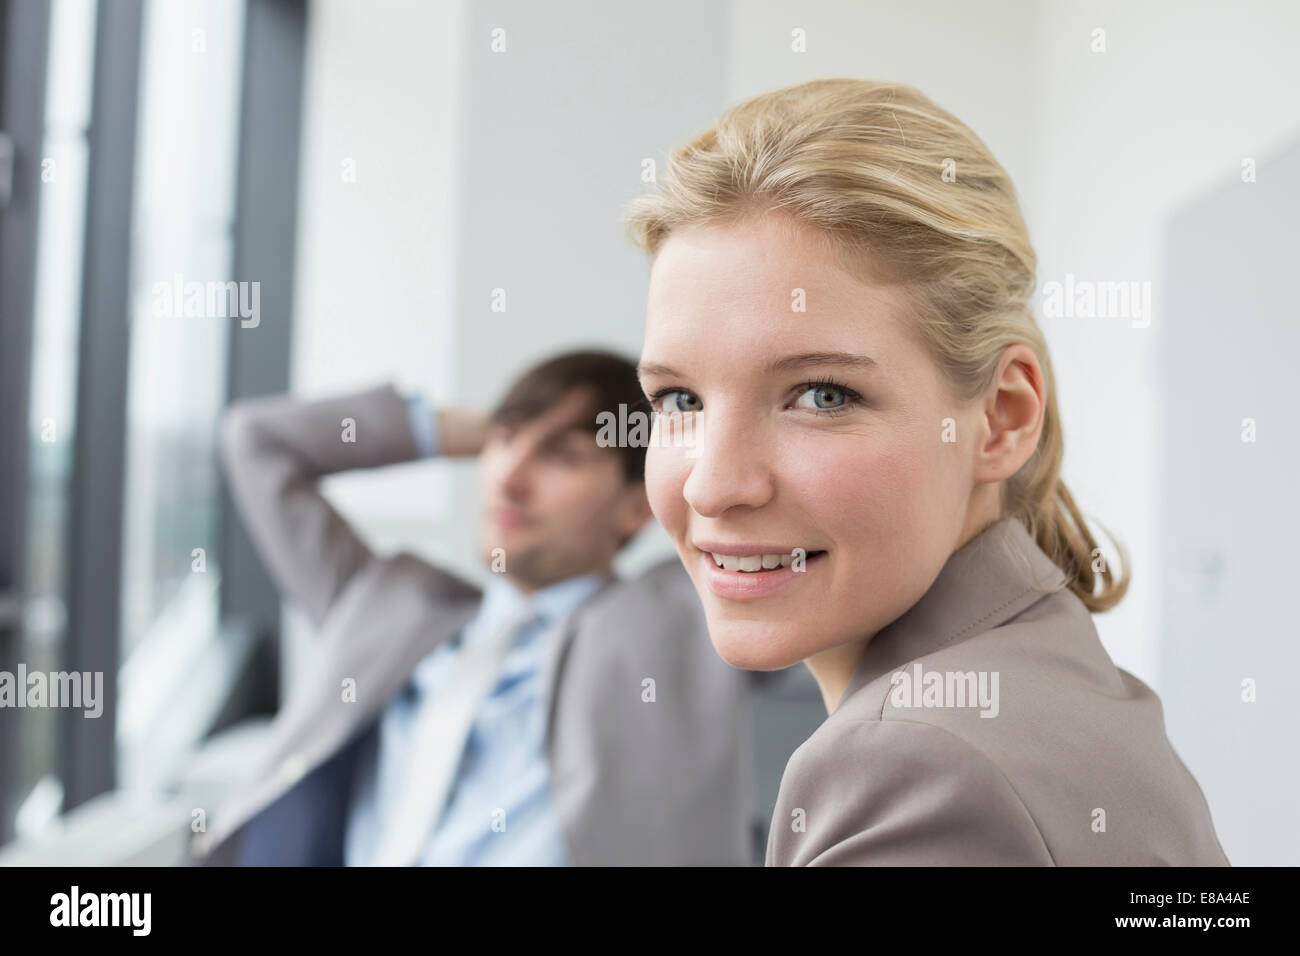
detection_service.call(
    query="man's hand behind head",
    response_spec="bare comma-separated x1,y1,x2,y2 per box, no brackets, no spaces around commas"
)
437,408,493,457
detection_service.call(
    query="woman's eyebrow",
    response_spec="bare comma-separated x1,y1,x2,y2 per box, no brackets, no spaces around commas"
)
639,352,877,380
636,361,677,380
768,351,878,373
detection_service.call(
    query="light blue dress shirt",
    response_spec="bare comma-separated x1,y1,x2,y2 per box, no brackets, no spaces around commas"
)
343,395,608,866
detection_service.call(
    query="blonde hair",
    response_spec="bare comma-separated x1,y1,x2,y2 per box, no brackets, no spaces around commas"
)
623,77,1129,612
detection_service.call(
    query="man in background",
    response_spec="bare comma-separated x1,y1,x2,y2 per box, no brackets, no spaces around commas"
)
194,350,775,865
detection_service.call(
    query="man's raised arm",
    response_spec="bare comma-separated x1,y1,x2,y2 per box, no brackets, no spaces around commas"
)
218,382,486,629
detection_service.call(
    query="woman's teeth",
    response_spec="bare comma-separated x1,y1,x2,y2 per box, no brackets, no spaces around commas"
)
710,551,819,572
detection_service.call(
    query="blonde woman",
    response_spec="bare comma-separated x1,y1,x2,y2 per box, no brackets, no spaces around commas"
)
624,79,1229,866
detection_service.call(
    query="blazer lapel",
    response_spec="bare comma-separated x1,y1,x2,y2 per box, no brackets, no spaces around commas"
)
317,555,481,746
208,556,479,849
537,574,618,751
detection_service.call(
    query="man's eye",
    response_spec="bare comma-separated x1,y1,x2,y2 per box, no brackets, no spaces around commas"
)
653,390,703,413
546,444,584,462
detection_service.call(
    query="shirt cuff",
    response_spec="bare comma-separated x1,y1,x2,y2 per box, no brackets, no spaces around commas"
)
405,393,441,458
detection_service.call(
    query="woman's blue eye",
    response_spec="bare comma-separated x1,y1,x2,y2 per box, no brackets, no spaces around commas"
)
657,390,702,413
794,384,849,410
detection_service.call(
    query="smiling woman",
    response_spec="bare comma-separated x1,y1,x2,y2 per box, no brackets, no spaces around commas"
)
623,78,1229,867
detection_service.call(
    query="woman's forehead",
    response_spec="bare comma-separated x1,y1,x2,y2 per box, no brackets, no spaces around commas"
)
648,224,907,320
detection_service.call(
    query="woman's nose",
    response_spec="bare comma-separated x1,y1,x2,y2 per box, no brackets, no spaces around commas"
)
680,411,774,517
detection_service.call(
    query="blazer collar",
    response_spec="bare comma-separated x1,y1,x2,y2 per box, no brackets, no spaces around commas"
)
837,515,1068,708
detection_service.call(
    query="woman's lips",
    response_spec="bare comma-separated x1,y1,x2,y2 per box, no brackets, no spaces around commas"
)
697,548,827,601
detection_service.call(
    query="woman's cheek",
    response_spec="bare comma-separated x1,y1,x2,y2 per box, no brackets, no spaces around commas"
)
643,445,687,533
785,433,922,536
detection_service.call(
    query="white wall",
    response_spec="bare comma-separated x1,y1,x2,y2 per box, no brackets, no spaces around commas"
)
1027,0,1300,692
1027,1,1300,866
285,0,467,692
1159,141,1300,866
291,0,466,545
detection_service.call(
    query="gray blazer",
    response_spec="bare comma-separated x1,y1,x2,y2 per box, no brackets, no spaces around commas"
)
195,383,766,866
766,515,1230,866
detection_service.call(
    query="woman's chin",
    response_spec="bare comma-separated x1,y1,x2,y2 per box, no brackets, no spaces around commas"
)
708,628,806,672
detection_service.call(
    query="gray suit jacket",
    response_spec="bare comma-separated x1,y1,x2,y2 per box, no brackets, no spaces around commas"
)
766,515,1230,866
195,383,764,866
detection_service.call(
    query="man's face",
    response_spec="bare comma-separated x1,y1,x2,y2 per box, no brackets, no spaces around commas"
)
477,387,649,590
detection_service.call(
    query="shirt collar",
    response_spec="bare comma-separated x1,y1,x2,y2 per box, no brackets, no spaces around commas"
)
527,571,612,626
477,570,611,633
838,515,1068,708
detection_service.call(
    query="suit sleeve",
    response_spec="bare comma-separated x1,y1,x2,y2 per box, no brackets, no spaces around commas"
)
218,382,424,629
767,717,1055,866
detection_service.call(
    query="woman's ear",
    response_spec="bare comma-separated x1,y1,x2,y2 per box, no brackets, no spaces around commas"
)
972,344,1046,484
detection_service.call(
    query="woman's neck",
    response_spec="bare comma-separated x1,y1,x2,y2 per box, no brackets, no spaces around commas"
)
804,635,872,715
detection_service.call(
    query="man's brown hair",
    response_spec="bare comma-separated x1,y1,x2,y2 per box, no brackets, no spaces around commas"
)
491,349,649,482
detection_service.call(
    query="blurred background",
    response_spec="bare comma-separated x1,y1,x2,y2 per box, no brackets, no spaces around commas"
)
0,0,1296,866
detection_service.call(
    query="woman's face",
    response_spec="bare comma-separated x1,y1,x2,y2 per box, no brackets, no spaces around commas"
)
639,211,984,671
